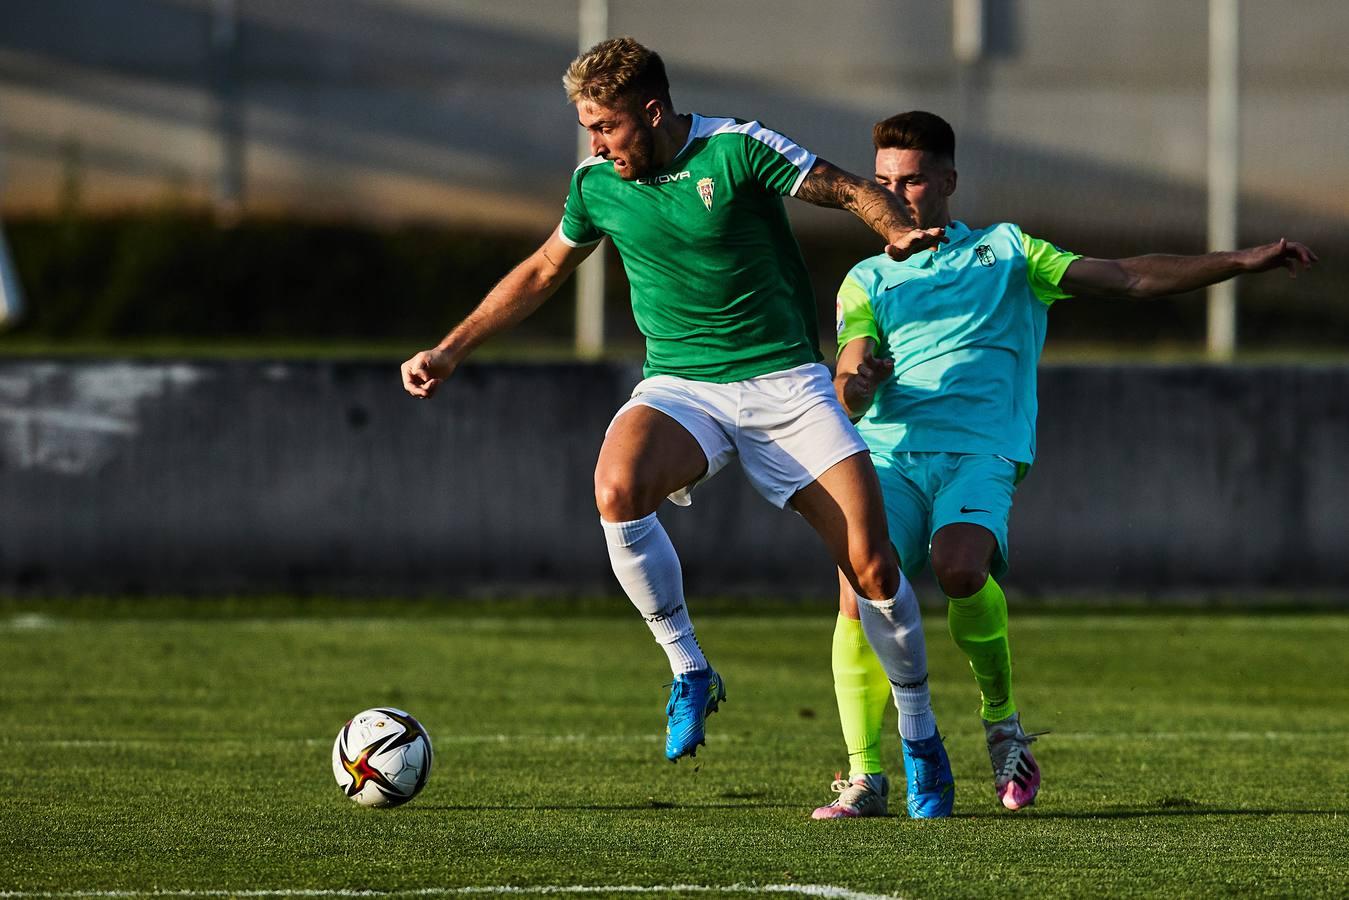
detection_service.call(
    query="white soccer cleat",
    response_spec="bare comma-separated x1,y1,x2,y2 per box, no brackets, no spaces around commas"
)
984,713,1044,811
810,772,889,819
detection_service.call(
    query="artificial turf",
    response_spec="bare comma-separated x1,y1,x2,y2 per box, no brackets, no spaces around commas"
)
2,601,1346,898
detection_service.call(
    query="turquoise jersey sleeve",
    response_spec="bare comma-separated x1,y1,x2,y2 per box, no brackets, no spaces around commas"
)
559,165,604,247
740,122,817,196
1021,232,1082,305
835,274,879,353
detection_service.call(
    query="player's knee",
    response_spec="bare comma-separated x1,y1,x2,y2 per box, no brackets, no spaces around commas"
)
594,473,637,522
850,553,900,602
594,468,657,522
931,553,988,599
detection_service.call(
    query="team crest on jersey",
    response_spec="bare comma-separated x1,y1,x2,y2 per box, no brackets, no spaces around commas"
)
697,177,715,211
975,244,996,267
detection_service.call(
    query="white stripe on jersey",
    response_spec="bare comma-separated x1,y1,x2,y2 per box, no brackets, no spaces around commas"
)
691,115,817,195
571,155,609,173
555,224,600,249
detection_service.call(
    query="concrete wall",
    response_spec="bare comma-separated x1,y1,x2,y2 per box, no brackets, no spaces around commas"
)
1,360,1345,598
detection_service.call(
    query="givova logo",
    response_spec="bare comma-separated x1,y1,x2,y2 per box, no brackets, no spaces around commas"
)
636,171,691,185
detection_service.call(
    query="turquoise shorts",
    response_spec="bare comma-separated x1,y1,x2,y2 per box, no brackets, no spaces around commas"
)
871,451,1027,580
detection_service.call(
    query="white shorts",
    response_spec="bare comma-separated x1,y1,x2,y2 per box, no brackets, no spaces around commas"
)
609,362,869,509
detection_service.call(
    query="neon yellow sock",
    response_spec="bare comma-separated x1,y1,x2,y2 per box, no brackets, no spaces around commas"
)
831,613,891,777
947,575,1016,722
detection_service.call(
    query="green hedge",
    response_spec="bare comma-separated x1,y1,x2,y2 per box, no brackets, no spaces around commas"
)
1,212,568,342
2,211,1345,352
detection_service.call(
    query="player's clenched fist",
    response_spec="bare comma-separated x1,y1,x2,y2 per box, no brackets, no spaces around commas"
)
401,349,455,399
841,348,894,414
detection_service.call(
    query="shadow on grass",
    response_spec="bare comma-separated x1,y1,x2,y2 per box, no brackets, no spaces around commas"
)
409,801,801,811
965,806,1349,819
407,803,1349,817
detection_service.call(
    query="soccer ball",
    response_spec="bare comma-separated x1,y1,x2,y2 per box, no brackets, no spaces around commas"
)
332,707,433,807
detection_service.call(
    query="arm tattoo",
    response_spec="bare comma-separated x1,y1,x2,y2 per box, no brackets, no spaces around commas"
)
796,160,914,236
794,162,856,209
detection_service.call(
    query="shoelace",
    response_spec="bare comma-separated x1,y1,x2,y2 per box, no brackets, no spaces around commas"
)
909,752,946,791
827,772,879,808
664,680,685,715
989,728,1049,782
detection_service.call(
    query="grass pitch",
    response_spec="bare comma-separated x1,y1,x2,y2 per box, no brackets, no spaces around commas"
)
2,600,1346,899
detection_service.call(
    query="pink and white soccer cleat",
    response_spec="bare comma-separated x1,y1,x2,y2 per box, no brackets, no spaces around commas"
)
810,772,889,819
984,713,1044,811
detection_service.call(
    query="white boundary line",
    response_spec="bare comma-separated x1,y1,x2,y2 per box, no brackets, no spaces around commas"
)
6,736,661,749
4,614,1346,632
5,730,1339,750
0,884,898,900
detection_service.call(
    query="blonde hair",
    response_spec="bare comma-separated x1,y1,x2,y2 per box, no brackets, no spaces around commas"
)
563,37,672,109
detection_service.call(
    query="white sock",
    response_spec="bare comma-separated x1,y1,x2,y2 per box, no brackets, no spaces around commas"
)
601,513,707,675
855,574,937,741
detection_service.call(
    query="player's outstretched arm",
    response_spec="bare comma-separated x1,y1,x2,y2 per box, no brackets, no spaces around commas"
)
1060,238,1317,300
795,159,947,261
401,230,597,398
834,336,893,421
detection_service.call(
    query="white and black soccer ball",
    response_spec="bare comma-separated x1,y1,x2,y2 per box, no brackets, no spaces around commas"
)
332,707,433,808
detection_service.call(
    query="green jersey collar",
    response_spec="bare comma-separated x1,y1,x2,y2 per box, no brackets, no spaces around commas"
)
665,113,703,169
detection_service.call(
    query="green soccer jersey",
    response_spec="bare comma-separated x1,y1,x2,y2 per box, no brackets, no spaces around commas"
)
559,114,823,383
835,221,1081,463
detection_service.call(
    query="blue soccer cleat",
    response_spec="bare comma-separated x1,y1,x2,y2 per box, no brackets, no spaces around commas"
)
901,730,955,818
664,668,726,762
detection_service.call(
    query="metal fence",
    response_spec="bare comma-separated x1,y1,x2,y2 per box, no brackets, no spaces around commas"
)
1,0,1346,350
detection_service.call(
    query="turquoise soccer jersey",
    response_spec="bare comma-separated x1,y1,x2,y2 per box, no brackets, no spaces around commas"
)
559,114,823,383
835,221,1080,463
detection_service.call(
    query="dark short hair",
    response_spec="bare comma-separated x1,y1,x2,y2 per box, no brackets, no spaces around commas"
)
872,111,955,162
564,37,673,110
